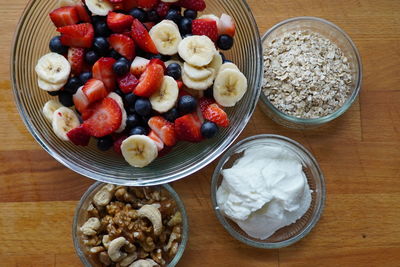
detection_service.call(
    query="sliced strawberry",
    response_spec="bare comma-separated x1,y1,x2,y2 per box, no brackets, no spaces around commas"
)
156,2,170,17
57,23,94,48
203,103,230,127
131,19,158,54
138,0,158,8
109,34,135,60
117,73,139,94
178,89,191,98
82,79,108,103
175,113,203,142
123,0,139,11
82,98,122,138
199,97,215,113
68,47,85,74
177,0,206,11
149,58,166,71
134,63,164,97
143,22,155,31
92,57,117,91
218,14,236,37
75,3,91,22
113,134,128,154
121,30,132,37
192,19,218,42
148,130,165,151
148,116,177,147
176,80,183,89
107,12,134,33
49,6,79,27
130,56,149,77
67,125,91,146
73,86,90,113
109,0,123,2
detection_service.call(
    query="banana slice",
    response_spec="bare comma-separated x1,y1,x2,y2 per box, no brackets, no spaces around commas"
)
43,100,63,122
52,107,80,141
86,0,113,16
178,35,216,67
149,20,182,56
150,76,179,113
108,93,127,133
182,70,215,91
121,135,158,168
208,52,223,75
213,69,248,107
183,62,213,81
38,78,65,92
35,53,71,84
219,62,240,73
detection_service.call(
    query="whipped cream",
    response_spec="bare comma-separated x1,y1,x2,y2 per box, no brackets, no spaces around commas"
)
216,144,312,240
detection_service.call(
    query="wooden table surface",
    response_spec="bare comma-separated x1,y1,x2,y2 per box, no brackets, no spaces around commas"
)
1,0,400,266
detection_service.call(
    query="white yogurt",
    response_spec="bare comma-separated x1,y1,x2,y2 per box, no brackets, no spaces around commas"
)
216,145,312,240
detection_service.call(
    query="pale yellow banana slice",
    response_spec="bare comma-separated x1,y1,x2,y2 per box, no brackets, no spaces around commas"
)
85,0,113,16
37,78,65,92
149,20,182,56
219,62,240,73
207,52,223,78
150,76,179,113
213,69,248,107
182,70,215,91
121,135,158,168
178,35,216,67
42,100,63,122
52,107,80,141
183,62,213,81
35,53,71,84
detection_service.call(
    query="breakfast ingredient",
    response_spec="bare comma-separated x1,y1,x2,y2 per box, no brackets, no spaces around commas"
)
178,35,216,67
150,76,179,113
38,78,66,92
42,100,63,122
107,92,127,133
213,67,248,107
85,0,113,16
263,30,353,118
121,135,158,167
52,106,80,141
57,23,95,48
149,20,182,55
35,52,71,85
79,185,183,266
217,144,312,240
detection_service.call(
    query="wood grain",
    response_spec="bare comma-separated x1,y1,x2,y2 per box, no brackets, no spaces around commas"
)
0,0,400,266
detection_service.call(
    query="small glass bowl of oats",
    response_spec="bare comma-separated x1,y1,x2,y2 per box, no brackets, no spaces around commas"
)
260,17,362,129
72,182,188,267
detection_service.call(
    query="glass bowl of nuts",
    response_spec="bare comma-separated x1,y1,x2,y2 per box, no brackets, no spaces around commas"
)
260,17,362,129
73,182,188,267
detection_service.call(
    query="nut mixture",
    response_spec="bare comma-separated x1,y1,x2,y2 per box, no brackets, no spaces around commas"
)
79,184,183,267
262,30,353,118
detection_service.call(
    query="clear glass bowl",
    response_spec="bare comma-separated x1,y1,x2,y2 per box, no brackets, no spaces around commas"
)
11,0,263,185
72,182,189,266
259,17,362,129
211,134,325,248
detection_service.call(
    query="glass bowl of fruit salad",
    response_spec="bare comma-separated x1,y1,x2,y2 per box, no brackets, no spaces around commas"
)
11,0,263,185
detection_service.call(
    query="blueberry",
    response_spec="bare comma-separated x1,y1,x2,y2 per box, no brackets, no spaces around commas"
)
183,9,197,19
124,93,137,107
147,53,162,60
178,95,197,115
47,90,60,96
223,59,232,63
217,34,234,50
165,9,181,23
85,50,99,65
163,108,179,122
97,135,113,151
178,18,192,35
126,113,142,128
129,8,147,22
94,20,111,37
160,55,172,61
204,86,214,98
64,77,82,94
170,5,182,13
115,88,125,97
109,50,122,60
49,36,68,55
201,121,219,138
129,126,148,136
147,10,159,22
134,99,152,117
93,37,109,56
58,91,74,107
113,58,130,76
79,72,92,84
92,16,105,24
166,63,181,80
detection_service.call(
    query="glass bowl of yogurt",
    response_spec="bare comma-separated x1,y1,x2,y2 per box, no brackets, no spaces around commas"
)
210,134,325,248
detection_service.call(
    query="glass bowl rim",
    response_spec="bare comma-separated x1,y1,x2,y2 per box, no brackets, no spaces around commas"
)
10,0,264,186
72,182,189,267
260,16,363,125
210,134,326,248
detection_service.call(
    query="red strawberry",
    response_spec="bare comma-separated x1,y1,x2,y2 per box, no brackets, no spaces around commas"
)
131,19,158,54
218,14,236,37
192,19,218,42
148,116,177,146
123,0,139,11
82,98,122,138
117,73,139,94
148,130,164,151
143,22,155,31
67,125,91,146
199,97,215,113
57,23,94,48
203,103,230,127
149,58,166,71
107,12,134,33
176,80,183,89
49,6,79,27
138,0,158,8
75,3,91,22
68,47,85,74
130,56,149,77
109,34,135,60
73,86,90,113
175,113,203,142
113,134,128,154
177,0,206,11
156,2,170,17
134,63,164,97
92,57,117,91
109,0,123,2
82,79,108,103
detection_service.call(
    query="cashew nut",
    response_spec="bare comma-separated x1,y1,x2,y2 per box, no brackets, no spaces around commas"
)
120,252,138,267
93,184,115,207
80,217,101,236
102,235,111,249
99,251,112,266
89,246,105,254
108,236,129,262
129,259,158,267
137,205,162,236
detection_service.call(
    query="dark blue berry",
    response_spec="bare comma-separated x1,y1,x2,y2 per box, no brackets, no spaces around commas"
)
201,121,219,138
160,55,171,61
49,36,68,55
166,63,181,80
178,95,197,115
170,5,182,13
183,9,197,19
79,72,92,84
129,126,148,136
93,37,109,56
129,8,147,22
47,90,59,96
165,9,181,23
163,108,179,122
85,50,100,65
64,77,82,94
217,34,234,50
126,113,142,129
204,86,214,98
178,18,192,34
109,50,122,60
147,10,159,22
94,20,111,37
124,93,137,108
223,59,232,63
113,58,130,76
115,88,125,97
97,135,113,151
147,53,162,60
92,16,105,24
135,99,152,117
58,91,74,107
